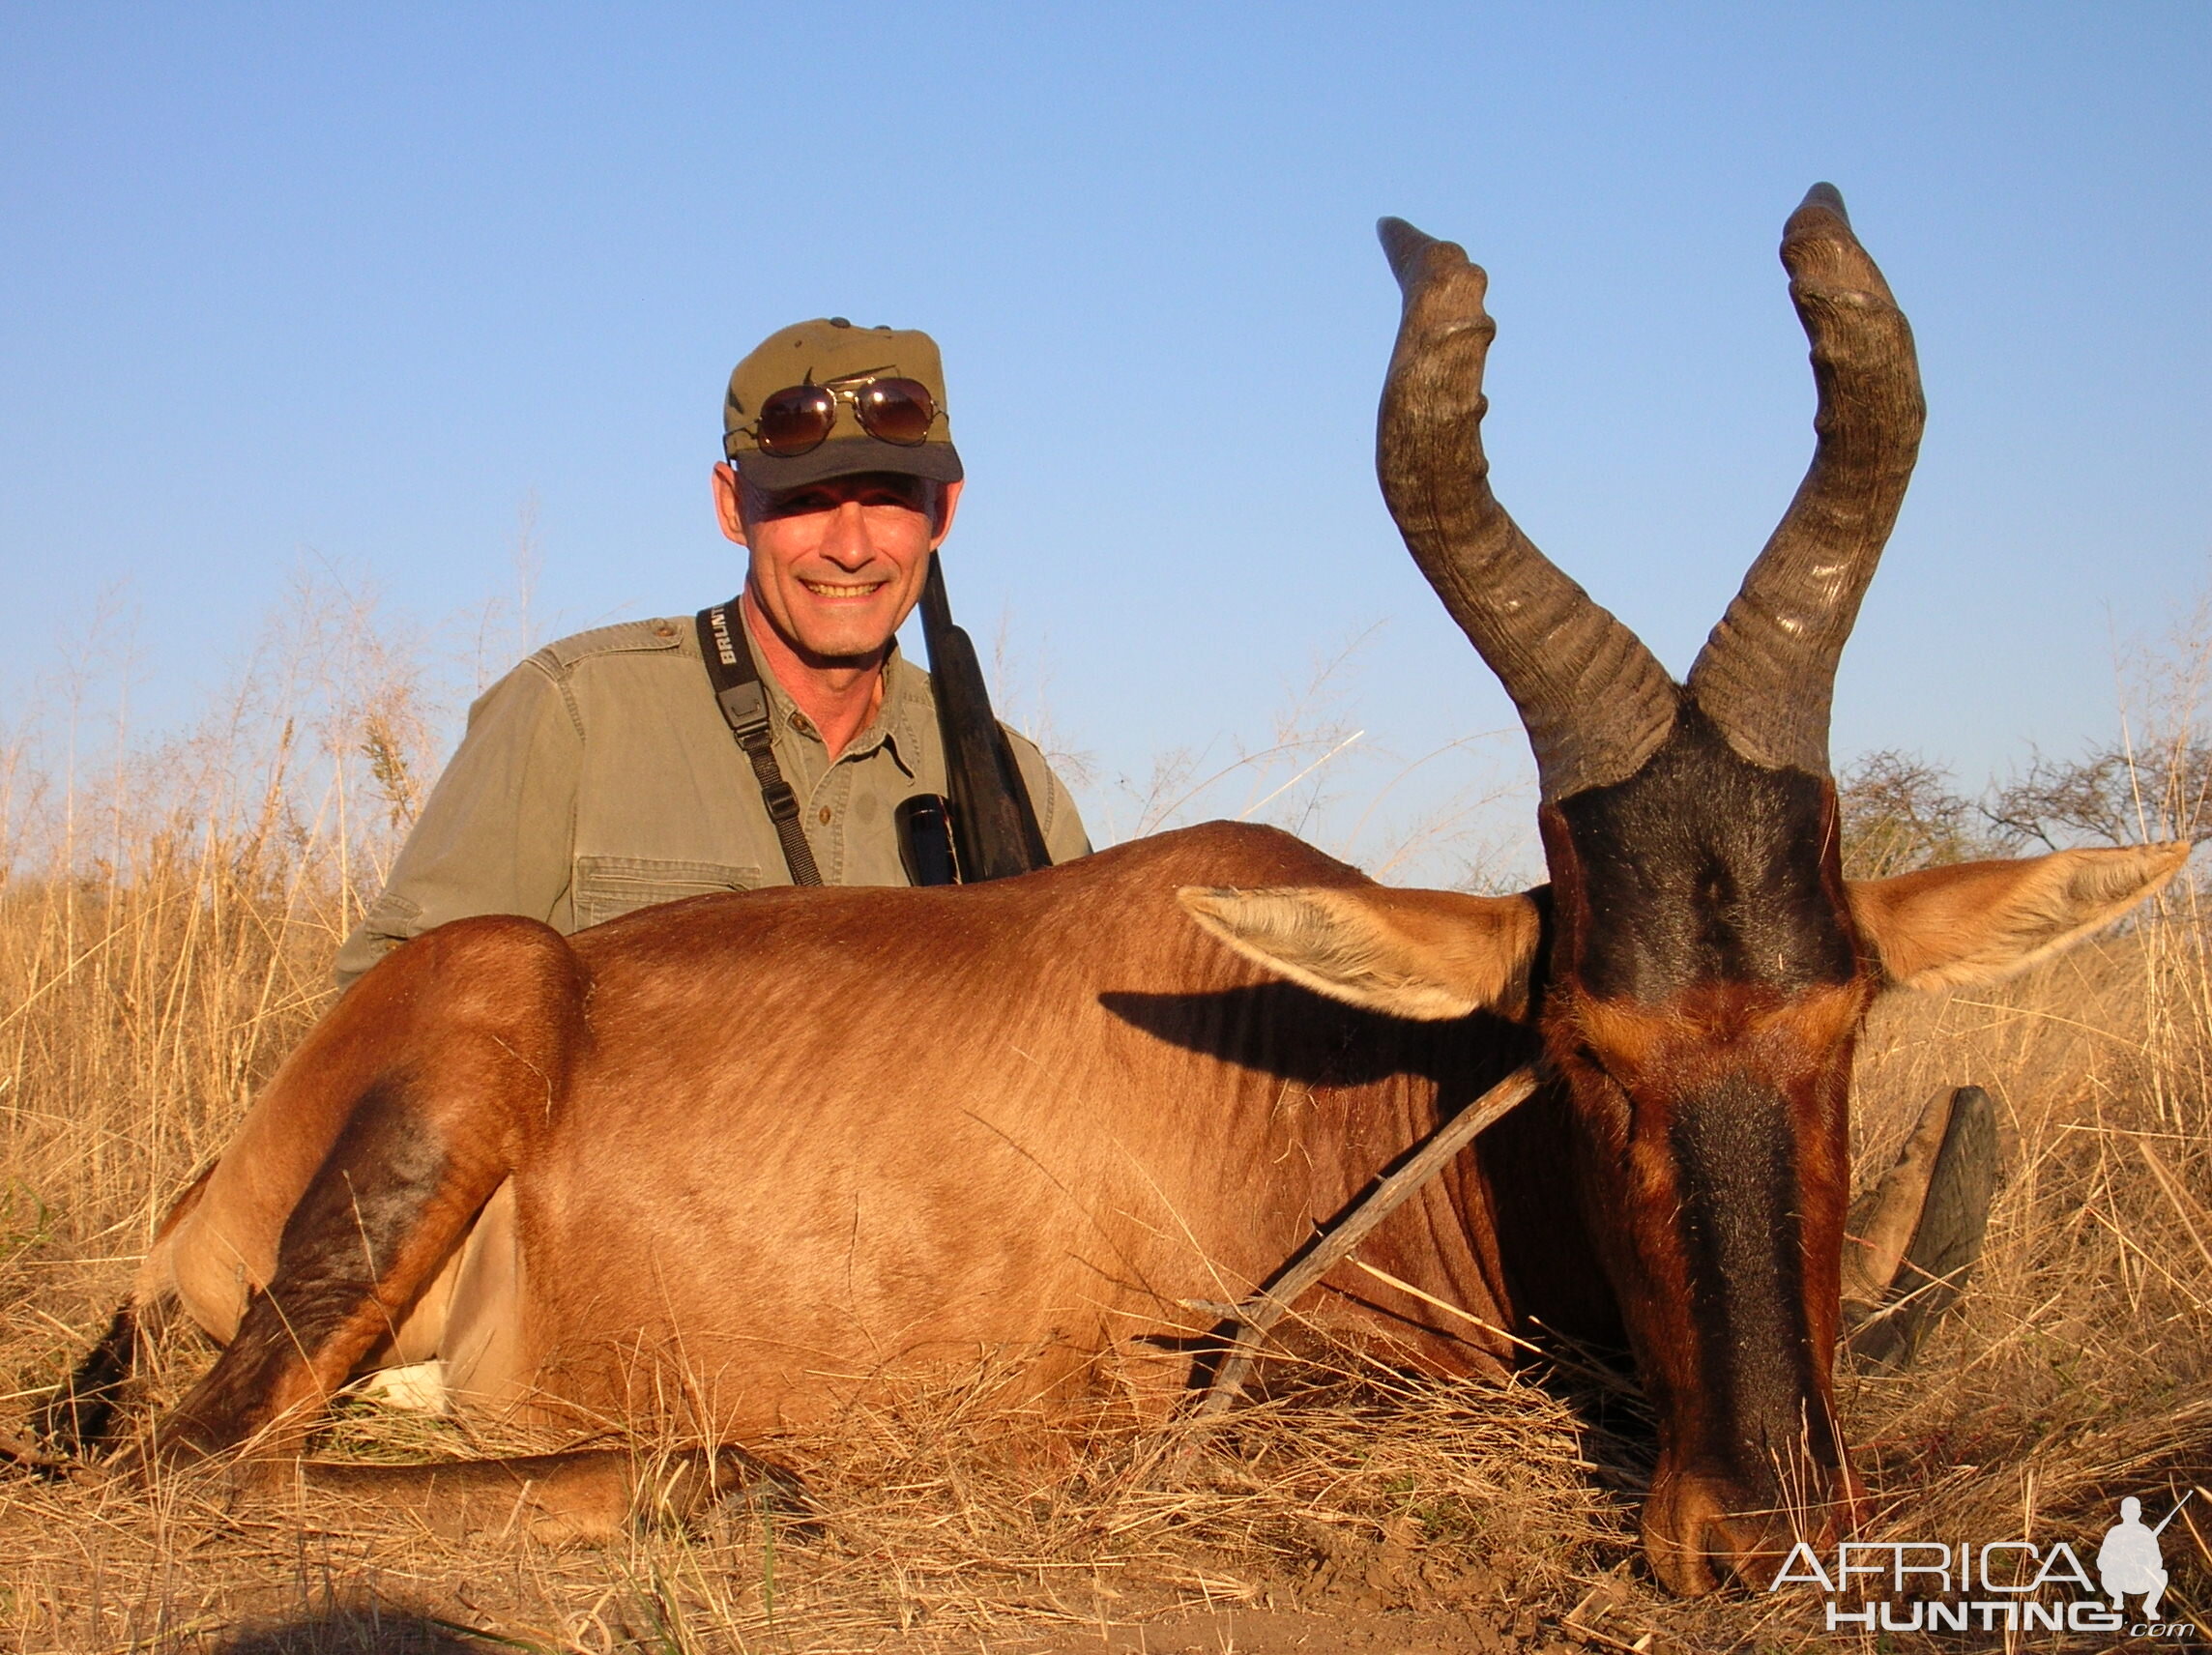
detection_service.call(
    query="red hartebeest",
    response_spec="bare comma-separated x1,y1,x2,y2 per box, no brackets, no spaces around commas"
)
38,187,2186,1594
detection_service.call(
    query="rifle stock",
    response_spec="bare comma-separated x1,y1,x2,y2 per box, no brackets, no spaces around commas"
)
917,553,1051,881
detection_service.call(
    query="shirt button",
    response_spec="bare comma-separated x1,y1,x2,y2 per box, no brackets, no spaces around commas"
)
653,622,678,639
818,806,832,826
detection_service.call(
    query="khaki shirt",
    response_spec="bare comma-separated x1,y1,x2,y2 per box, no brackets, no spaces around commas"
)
334,615,1090,987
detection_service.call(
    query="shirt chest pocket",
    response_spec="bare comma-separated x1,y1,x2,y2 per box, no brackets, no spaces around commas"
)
570,856,767,930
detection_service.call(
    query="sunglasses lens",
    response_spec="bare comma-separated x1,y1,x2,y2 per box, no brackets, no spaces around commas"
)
851,377,937,447
755,386,837,455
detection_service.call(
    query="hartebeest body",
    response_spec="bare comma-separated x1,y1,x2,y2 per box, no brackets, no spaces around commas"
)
44,188,2186,1594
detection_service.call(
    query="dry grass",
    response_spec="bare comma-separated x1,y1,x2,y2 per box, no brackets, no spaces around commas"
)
5,614,2212,1651
0,1355,1617,1653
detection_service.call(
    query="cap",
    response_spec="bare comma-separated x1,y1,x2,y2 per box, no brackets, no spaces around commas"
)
722,317,964,490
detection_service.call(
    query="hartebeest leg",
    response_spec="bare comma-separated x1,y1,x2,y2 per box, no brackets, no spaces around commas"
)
154,1076,503,1461
147,915,587,1467
295,1446,806,1545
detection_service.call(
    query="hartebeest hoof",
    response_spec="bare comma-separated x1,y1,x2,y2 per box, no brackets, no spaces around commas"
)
1843,1085,2001,1368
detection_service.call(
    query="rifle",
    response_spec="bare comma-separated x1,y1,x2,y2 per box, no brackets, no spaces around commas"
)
2151,1490,2195,1537
914,552,1051,882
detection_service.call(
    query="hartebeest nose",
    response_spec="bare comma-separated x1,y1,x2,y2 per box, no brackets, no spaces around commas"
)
1703,1508,1813,1595
1644,1469,1857,1596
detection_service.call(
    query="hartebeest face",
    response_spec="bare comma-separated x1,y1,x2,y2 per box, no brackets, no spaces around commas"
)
1181,187,2187,1595
1538,711,1871,1591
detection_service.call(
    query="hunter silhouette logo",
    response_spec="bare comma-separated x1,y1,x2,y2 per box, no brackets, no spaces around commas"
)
1769,1491,2199,1640
2099,1494,2186,1620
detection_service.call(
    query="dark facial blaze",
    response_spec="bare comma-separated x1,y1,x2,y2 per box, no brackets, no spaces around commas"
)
1550,707,1854,1000
1536,707,1873,1592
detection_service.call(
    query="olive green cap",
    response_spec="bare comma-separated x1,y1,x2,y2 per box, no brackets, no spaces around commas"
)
722,317,963,490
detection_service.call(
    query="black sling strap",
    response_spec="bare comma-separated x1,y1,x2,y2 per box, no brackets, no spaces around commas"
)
695,600,823,887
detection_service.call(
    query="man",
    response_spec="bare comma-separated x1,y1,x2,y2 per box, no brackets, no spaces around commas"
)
335,318,1088,987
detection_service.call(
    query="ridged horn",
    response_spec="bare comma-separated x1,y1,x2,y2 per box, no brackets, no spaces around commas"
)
1684,184,1926,776
1377,217,1676,802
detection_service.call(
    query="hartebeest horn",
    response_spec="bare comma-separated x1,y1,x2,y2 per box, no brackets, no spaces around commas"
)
1377,218,1677,802
1685,184,1926,776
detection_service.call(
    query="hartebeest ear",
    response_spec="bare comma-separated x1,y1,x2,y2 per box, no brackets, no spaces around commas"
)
1177,885,1544,1020
1849,842,2191,993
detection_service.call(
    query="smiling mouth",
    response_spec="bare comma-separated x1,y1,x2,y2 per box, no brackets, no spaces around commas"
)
799,578,888,599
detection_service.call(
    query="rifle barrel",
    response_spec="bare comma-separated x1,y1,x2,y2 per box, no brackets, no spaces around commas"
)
917,554,1050,882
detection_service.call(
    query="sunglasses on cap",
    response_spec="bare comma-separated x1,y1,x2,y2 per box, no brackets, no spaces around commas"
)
746,371,943,457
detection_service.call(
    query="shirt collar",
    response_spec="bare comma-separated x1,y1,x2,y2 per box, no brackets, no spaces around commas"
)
876,649,930,777
753,638,922,778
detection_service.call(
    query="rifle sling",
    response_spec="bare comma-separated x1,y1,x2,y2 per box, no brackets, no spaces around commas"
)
695,600,823,887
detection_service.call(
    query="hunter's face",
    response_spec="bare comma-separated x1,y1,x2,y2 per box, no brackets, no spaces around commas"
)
714,468,960,666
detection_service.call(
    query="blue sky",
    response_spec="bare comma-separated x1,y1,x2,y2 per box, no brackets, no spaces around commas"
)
4,4,2206,879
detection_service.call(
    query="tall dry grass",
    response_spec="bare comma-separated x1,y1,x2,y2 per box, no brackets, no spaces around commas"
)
1,588,2209,1652
0,580,433,1357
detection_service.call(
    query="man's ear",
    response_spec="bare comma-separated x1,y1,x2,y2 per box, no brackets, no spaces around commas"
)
1177,884,1543,1020
1849,842,2190,993
930,478,963,545
713,462,749,546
